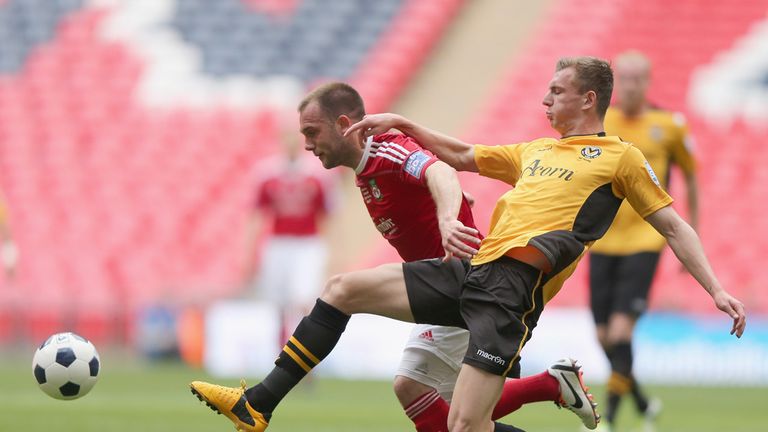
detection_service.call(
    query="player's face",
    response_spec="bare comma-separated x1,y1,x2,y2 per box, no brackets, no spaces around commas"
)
542,67,587,135
615,60,650,112
300,101,348,169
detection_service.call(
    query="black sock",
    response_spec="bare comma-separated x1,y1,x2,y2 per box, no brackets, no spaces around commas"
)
244,299,350,415
630,376,649,413
611,341,649,414
604,343,632,425
494,422,526,432
611,341,632,376
606,391,622,425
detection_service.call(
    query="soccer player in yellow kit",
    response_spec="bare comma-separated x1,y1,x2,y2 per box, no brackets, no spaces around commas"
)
349,56,744,432
588,51,698,431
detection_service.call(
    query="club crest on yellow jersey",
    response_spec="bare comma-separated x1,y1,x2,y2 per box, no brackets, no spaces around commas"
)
580,146,602,159
649,125,664,142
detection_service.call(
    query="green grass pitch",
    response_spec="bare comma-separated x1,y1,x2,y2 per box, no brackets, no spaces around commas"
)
1,350,765,431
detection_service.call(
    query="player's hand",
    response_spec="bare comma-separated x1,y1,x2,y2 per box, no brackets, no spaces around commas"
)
712,290,746,338
344,114,406,138
439,219,481,261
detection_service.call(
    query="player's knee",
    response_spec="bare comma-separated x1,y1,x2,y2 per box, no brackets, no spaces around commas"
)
320,273,355,310
392,375,411,398
447,413,475,432
607,313,636,342
392,375,434,406
595,327,610,349
447,403,486,432
606,328,633,346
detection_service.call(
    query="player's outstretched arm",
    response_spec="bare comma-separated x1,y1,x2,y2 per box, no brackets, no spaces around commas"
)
424,161,481,261
685,172,700,232
645,206,746,337
346,113,478,172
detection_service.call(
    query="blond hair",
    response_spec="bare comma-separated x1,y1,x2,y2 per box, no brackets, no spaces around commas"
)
556,56,614,118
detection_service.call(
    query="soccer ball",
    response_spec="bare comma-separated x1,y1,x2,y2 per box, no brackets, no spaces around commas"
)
32,332,101,400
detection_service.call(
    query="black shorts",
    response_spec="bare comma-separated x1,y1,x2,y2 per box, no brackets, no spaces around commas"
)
589,252,661,324
403,258,468,329
461,257,542,377
403,256,542,378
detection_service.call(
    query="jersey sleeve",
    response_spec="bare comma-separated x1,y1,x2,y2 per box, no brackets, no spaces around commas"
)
474,143,525,185
669,112,697,176
613,146,674,218
374,133,439,186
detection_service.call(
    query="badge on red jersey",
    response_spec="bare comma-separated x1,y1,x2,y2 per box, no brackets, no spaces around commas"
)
404,151,431,179
368,179,383,201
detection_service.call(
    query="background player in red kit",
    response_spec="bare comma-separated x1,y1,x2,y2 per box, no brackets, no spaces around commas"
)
242,118,335,344
190,82,599,432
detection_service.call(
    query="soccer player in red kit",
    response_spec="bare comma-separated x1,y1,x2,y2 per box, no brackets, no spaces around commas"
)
191,82,599,432
242,130,333,345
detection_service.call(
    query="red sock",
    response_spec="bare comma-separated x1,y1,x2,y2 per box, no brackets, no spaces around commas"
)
406,390,450,432
491,371,560,420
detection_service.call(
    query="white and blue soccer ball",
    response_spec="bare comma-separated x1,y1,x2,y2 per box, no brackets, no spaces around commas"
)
32,332,101,400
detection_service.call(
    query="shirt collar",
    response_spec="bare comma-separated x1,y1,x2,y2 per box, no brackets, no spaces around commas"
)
354,135,374,175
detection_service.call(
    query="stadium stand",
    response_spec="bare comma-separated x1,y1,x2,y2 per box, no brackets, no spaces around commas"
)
0,0,464,343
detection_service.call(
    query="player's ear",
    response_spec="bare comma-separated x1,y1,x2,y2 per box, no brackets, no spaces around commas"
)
336,114,352,132
583,90,597,110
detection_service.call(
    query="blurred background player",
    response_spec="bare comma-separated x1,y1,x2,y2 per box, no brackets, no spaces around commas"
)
588,50,699,432
0,192,18,281
241,115,335,345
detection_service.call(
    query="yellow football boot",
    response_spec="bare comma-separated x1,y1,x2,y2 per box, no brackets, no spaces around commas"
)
190,380,270,432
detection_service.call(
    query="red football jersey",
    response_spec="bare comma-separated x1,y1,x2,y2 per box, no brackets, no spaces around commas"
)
255,156,330,236
355,133,478,262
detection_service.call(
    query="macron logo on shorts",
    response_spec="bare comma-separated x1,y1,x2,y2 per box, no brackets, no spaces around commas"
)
476,349,506,366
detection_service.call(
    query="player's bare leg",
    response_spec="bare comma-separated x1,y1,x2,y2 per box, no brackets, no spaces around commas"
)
321,263,414,320
190,263,413,431
448,364,504,432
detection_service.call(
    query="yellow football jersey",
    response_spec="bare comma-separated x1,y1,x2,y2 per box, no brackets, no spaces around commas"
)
472,134,673,303
591,108,696,255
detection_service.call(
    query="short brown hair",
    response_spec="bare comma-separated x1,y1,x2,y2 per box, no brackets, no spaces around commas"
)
298,82,366,121
556,56,613,119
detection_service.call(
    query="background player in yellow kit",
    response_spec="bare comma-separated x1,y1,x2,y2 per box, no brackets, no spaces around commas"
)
589,50,699,432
